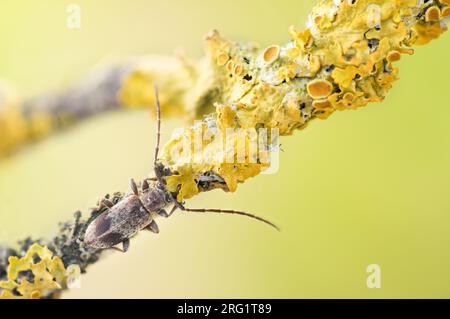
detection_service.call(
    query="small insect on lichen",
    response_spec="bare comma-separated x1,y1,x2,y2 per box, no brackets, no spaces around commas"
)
84,86,279,252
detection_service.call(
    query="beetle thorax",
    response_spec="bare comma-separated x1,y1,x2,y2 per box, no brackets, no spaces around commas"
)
139,186,169,213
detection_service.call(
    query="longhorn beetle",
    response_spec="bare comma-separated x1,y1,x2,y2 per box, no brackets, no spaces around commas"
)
84,86,279,252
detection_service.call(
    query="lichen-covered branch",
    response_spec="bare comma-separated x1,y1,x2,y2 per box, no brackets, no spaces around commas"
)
0,192,124,299
0,0,448,298
2,1,446,161
0,48,235,158
160,0,448,201
0,57,195,158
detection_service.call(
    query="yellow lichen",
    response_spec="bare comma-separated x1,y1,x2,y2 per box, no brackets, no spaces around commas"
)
289,26,313,51
0,243,74,299
215,163,261,193
387,50,402,62
442,6,450,17
166,165,199,201
425,6,441,22
118,54,199,118
412,20,447,45
1,0,447,199
262,45,280,64
234,64,244,76
0,85,28,158
313,99,332,110
216,51,230,66
222,61,231,73
119,67,187,117
158,0,448,200
28,112,54,139
307,79,333,99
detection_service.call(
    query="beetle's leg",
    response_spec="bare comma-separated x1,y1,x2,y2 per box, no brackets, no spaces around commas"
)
179,205,279,231
109,239,130,253
167,205,178,217
146,220,160,233
97,198,114,210
109,246,126,253
156,208,169,218
101,199,114,208
122,238,130,253
130,178,139,195
142,179,149,191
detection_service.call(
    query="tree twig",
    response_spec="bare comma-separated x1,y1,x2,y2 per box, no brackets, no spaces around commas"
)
0,0,448,298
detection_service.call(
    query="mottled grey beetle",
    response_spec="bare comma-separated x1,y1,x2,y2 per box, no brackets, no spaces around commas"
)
84,86,278,252
83,179,171,252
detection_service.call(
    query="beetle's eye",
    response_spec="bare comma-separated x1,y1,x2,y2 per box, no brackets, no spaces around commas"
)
164,192,173,203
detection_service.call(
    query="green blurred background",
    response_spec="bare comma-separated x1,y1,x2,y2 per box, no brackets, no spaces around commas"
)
1,0,450,298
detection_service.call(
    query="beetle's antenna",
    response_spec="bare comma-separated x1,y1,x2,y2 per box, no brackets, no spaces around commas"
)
179,206,280,231
154,84,161,167
151,84,181,209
